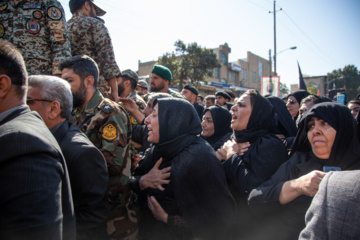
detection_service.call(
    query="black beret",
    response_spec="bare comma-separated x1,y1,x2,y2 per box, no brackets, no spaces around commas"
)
184,85,198,95
225,90,235,98
215,91,231,100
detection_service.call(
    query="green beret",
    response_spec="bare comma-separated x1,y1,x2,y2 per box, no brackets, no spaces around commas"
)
151,65,172,81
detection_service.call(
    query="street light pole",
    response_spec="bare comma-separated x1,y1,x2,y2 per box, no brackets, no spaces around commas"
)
273,0,277,76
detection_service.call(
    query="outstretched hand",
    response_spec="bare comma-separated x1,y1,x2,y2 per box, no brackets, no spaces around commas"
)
139,158,171,191
148,195,168,223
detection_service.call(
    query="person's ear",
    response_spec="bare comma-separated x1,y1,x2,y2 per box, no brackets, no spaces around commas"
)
124,79,131,88
47,101,61,120
0,75,12,98
84,75,95,89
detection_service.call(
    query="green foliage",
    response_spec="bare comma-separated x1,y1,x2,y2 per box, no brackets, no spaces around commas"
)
307,83,318,95
279,82,289,94
158,40,220,90
327,64,360,100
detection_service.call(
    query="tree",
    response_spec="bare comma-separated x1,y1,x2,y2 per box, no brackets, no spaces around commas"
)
307,83,318,95
158,40,220,90
327,64,360,100
279,82,289,94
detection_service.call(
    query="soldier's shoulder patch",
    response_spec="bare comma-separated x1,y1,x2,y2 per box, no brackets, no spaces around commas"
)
0,23,4,38
130,115,138,125
26,19,41,34
99,102,114,113
0,2,8,11
47,6,62,20
33,10,42,19
102,123,117,141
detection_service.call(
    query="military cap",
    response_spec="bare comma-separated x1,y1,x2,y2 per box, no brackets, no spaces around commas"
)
69,0,106,16
151,65,172,81
215,91,231,100
138,80,148,89
184,85,198,95
225,90,235,99
121,69,138,82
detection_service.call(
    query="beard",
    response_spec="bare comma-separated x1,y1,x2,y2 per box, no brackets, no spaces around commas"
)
118,82,125,97
150,81,165,92
72,84,87,108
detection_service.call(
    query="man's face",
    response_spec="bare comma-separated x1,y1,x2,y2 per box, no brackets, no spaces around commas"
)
197,96,203,105
181,89,195,103
205,98,215,108
215,95,226,106
61,68,86,108
27,86,49,121
150,73,166,92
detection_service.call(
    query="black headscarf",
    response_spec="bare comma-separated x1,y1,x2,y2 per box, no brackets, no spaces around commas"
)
291,102,360,170
202,105,232,148
289,90,310,105
267,96,297,137
143,98,236,239
235,91,277,143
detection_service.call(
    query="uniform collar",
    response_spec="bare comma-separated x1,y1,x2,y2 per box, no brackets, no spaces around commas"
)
84,89,103,114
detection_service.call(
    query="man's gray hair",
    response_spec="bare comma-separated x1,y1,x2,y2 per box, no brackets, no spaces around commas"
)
28,75,73,119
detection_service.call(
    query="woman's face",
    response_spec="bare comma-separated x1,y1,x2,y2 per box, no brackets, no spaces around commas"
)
286,96,300,118
230,94,252,131
145,104,160,143
143,99,154,116
307,116,337,159
201,110,215,137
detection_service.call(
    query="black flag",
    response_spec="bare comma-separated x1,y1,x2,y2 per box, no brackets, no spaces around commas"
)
298,61,307,90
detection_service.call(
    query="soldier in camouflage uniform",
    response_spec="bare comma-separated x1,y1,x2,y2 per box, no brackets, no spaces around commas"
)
59,55,138,240
0,0,71,75
144,65,185,102
117,69,146,126
67,0,120,102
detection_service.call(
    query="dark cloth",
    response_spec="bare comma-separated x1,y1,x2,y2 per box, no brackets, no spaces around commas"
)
131,123,150,153
132,98,236,240
202,105,232,151
52,121,108,240
222,93,288,238
248,102,360,240
225,102,233,110
288,90,309,122
0,106,76,240
193,101,204,120
299,170,360,239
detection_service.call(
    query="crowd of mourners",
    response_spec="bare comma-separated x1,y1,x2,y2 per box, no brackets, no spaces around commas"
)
1,0,360,240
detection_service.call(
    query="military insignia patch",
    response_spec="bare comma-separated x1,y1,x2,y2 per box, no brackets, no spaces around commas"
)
26,19,41,34
33,10,42,19
0,2,8,11
47,6,62,20
23,3,41,9
0,24,5,38
130,116,138,125
102,123,117,141
100,103,114,113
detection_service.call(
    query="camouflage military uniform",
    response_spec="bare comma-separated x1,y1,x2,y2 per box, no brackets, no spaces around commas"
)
0,0,71,75
144,88,185,102
70,90,138,240
67,12,121,98
124,90,146,126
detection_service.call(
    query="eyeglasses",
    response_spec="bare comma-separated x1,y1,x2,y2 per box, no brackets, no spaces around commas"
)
26,98,53,105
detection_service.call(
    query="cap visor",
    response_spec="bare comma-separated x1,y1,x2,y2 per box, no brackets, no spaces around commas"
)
93,3,106,16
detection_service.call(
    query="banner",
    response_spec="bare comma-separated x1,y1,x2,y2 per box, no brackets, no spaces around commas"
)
261,76,280,97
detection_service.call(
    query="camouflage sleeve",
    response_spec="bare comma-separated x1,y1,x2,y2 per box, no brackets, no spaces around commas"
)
45,0,71,75
99,107,131,176
92,19,121,81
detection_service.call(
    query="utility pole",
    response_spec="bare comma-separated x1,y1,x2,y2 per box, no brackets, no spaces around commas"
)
270,0,282,76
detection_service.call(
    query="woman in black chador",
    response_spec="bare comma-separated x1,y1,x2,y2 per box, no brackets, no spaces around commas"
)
130,98,236,240
248,102,360,240
201,105,232,151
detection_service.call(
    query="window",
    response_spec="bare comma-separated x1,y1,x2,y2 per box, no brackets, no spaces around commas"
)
242,69,247,80
221,53,227,65
233,73,237,84
251,72,256,83
258,61,263,84
228,72,232,82
215,68,219,78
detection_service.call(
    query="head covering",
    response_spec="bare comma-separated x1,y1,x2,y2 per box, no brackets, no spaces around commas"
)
235,91,277,143
289,90,310,105
202,105,232,149
121,69,138,82
151,65,172,81
215,91,231,100
225,90,235,99
267,96,297,137
69,0,106,16
137,80,148,89
183,85,198,95
292,102,360,170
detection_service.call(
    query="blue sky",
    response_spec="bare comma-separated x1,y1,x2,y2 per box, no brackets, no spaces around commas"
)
59,0,360,90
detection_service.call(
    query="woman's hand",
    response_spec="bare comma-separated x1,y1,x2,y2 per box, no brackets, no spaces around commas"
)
119,97,138,113
139,158,171,191
279,170,326,204
216,148,227,161
148,196,168,223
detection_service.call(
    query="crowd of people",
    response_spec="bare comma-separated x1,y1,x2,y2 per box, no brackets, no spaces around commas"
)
1,0,360,240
